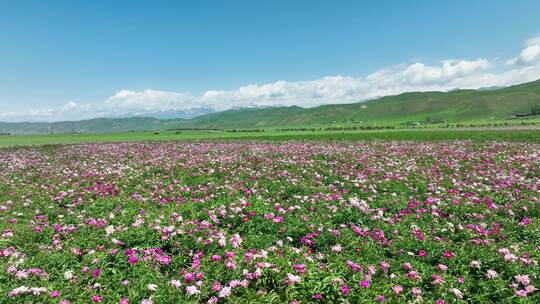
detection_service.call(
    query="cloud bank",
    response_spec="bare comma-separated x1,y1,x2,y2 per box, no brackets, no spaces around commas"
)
2,34,540,122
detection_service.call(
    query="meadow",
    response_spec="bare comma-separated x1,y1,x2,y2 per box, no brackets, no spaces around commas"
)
0,137,538,303
1,127,540,147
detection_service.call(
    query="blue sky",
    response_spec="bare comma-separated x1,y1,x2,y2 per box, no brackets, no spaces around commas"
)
1,0,540,121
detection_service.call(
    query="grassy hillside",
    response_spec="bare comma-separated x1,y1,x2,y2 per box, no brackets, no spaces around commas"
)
0,117,187,135
1,79,540,134
184,79,540,128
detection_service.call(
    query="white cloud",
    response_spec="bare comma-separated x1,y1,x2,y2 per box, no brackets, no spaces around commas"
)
507,34,540,65
526,34,540,47
2,35,540,122
105,89,194,112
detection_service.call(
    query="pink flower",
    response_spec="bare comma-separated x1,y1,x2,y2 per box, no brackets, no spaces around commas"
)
186,285,200,295
359,280,370,288
312,293,323,300
515,275,530,286
119,298,129,304
376,295,385,302
91,294,102,303
515,290,527,297
504,254,518,263
392,285,403,295
431,275,445,285
525,285,537,294
380,261,390,273
346,260,363,272
412,287,422,297
341,285,350,295
486,270,498,279
158,255,171,265
230,234,243,248
50,290,61,298
218,286,232,298
436,264,448,271
407,271,421,280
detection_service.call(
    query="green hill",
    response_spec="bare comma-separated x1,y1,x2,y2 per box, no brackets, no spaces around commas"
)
183,79,540,129
0,117,185,135
2,79,540,134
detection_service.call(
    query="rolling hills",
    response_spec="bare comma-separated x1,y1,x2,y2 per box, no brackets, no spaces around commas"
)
1,79,540,134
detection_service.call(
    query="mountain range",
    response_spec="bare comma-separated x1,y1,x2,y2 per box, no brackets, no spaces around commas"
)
1,79,540,135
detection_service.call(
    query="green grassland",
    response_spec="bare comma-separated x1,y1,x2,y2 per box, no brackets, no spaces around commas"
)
1,128,539,147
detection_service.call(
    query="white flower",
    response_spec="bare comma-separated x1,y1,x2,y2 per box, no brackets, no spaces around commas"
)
147,283,158,291
331,244,342,252
169,279,181,289
469,260,481,269
451,288,463,299
8,285,29,297
64,270,74,280
286,273,301,285
30,287,47,295
105,225,115,235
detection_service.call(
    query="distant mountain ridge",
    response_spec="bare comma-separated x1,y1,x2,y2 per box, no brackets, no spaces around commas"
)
1,79,540,134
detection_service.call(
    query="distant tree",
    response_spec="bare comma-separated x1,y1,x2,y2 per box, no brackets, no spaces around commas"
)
532,104,540,115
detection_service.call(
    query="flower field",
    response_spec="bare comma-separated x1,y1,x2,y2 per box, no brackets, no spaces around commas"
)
0,141,538,303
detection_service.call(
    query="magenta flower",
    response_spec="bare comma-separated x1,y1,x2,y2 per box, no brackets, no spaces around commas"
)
91,294,102,303
92,268,101,278
128,255,138,265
